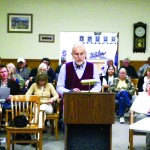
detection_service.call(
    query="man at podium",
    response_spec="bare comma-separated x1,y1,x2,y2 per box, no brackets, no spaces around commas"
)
56,42,101,96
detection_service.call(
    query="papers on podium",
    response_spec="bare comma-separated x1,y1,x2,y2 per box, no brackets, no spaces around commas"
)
80,79,97,94
80,79,97,85
129,118,150,133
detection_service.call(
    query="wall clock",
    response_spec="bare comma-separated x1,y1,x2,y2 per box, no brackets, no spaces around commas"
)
133,22,147,53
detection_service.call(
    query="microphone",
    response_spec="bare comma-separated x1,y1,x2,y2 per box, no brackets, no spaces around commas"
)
80,79,97,95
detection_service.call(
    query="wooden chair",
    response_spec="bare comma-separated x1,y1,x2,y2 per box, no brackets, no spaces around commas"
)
129,110,146,150
128,78,145,150
46,98,60,140
130,78,139,96
0,102,11,132
5,95,43,150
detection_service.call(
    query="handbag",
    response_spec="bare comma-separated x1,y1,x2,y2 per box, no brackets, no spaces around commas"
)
13,115,28,127
12,115,31,145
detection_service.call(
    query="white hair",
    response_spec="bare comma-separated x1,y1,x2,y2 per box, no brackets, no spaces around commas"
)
72,42,86,53
119,68,126,73
38,63,47,72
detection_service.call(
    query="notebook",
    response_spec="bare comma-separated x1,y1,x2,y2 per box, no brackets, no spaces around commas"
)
0,87,10,99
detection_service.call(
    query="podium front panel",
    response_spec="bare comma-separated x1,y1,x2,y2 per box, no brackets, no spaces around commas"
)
64,92,115,124
66,124,111,150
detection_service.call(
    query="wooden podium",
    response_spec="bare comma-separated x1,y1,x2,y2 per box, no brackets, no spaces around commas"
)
64,92,115,150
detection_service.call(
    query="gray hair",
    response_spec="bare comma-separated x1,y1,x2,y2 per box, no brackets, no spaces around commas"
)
72,42,86,53
123,58,130,62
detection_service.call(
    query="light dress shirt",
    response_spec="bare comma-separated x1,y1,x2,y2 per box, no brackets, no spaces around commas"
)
142,76,150,91
130,92,150,114
137,64,150,77
56,60,101,96
102,76,114,86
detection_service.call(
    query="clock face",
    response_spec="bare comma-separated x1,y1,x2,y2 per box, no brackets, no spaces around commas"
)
135,27,145,37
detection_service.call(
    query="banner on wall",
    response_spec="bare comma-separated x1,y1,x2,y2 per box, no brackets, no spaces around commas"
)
60,32,118,72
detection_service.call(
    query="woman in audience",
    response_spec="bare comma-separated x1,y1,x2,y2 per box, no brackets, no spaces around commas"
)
101,59,117,76
29,57,56,83
130,81,150,149
6,63,25,89
28,63,52,89
25,72,59,128
110,68,135,124
102,66,117,92
142,67,150,91
138,67,150,92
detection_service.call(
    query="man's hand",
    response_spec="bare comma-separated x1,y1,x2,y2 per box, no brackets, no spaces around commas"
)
72,88,80,92
6,95,11,101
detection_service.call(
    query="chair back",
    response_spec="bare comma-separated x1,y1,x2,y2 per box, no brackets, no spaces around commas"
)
131,78,139,95
131,78,139,88
10,95,40,125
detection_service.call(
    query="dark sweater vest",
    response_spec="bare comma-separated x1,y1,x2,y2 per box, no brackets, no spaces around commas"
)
65,62,94,90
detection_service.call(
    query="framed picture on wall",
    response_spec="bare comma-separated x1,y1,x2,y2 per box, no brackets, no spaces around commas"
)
7,13,33,33
39,34,55,43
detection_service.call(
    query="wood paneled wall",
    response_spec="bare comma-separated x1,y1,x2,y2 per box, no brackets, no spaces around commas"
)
0,58,59,71
0,58,147,72
119,60,147,71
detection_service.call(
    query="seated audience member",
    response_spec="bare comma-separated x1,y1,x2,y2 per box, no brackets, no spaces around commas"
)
55,57,66,81
25,72,59,129
137,56,150,77
110,68,135,124
142,67,150,92
138,67,150,92
130,81,150,149
101,58,117,76
16,57,30,86
119,58,138,78
102,66,117,92
24,58,31,71
0,64,20,113
28,63,52,89
29,57,56,83
6,63,25,89
57,42,101,96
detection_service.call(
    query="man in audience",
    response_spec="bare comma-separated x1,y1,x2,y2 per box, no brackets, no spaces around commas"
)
119,58,138,78
16,57,30,86
29,57,56,83
101,58,117,76
55,57,66,81
0,64,20,115
57,42,101,96
137,56,150,77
